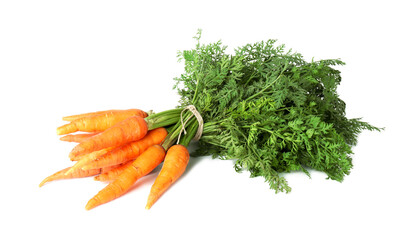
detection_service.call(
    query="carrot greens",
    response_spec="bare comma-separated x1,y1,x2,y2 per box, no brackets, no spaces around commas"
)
174,30,381,192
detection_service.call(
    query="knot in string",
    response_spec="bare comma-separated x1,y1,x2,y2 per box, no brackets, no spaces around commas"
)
177,105,204,144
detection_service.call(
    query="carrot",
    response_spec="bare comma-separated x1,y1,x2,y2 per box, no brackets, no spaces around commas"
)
70,147,114,161
39,165,117,187
65,147,115,175
57,109,147,135
81,128,168,170
60,132,100,143
85,144,166,210
93,160,134,182
62,109,148,122
69,115,148,158
145,144,190,209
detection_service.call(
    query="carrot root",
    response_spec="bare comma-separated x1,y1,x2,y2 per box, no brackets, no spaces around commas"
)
145,145,190,209
57,109,148,135
39,166,116,187
69,115,148,159
81,128,168,170
93,160,134,182
85,145,166,210
65,147,114,175
59,133,100,143
63,109,147,121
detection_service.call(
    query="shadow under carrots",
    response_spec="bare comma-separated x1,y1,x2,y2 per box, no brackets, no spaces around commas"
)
181,155,205,179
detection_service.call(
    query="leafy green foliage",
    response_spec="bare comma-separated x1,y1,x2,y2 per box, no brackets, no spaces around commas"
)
174,30,381,193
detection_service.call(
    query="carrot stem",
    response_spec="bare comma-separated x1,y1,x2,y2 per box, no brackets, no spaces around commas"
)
161,111,197,150
145,108,183,130
178,119,199,147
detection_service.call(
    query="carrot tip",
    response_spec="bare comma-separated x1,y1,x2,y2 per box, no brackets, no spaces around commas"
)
69,151,80,160
85,201,95,211
145,197,156,210
39,178,50,187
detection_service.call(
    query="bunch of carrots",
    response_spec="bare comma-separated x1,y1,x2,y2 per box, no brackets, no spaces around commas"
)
40,32,380,211
40,108,199,210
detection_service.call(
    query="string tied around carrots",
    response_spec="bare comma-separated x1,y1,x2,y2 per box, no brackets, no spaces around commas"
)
177,105,204,144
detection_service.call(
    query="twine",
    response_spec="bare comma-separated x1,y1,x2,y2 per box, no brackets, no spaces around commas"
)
177,105,204,144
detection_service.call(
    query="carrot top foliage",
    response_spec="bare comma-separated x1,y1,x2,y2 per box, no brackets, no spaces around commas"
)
174,30,381,193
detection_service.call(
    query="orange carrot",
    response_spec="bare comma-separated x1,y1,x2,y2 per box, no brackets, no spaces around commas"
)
39,165,117,187
65,147,115,175
81,128,168,170
62,110,116,121
85,144,166,210
62,109,148,122
57,109,147,135
69,115,148,158
70,147,114,161
145,144,190,209
60,132,100,143
93,160,134,182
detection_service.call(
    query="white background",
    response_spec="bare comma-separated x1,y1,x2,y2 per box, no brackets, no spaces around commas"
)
1,0,403,239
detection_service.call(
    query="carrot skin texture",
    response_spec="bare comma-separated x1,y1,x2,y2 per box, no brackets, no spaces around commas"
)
65,147,114,175
69,116,148,158
70,147,113,162
39,166,116,187
57,109,147,135
62,109,148,122
146,145,190,209
82,128,168,170
85,145,166,210
94,160,134,181
59,133,100,143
